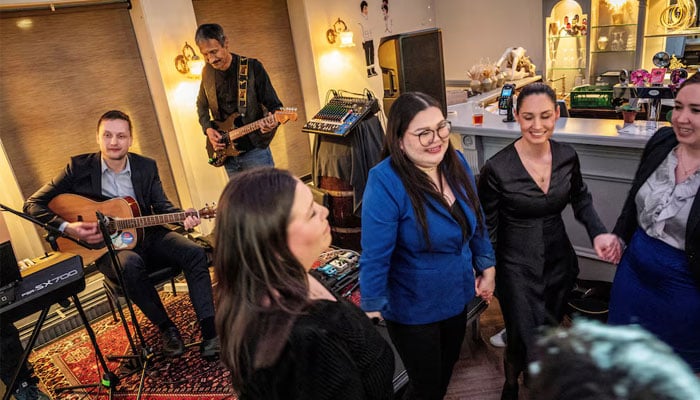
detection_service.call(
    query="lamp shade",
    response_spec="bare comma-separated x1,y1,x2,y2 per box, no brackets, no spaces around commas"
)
339,31,355,47
189,58,205,77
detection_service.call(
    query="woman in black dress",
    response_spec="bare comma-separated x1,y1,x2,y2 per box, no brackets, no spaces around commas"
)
213,167,395,399
478,83,620,399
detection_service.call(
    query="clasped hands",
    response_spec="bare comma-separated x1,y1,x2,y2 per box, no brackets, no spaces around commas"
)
593,233,624,264
475,266,496,304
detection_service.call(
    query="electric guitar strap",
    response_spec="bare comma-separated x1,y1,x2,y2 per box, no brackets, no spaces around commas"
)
238,56,248,118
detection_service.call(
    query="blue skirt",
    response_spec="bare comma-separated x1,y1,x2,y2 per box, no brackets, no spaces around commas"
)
609,228,700,372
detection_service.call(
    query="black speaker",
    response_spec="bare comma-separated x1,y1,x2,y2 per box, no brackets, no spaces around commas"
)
378,28,447,116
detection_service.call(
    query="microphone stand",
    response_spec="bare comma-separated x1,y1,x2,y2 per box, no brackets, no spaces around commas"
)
0,204,119,400
95,210,153,400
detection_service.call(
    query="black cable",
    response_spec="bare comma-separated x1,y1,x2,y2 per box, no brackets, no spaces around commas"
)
337,89,365,98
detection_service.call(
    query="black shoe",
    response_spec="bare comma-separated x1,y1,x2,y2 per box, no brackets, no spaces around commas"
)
501,382,519,400
200,336,220,360
161,326,185,358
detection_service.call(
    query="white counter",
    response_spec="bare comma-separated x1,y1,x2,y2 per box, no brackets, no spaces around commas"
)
448,101,667,149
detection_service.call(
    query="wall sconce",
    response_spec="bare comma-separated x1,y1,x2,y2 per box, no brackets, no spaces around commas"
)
326,18,355,48
174,42,205,78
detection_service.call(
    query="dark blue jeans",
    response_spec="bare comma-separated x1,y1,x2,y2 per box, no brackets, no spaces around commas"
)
223,147,274,178
98,227,214,331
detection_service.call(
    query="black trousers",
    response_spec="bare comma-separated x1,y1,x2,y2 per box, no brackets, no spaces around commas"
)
0,323,34,393
363,40,375,66
98,227,214,331
386,306,469,400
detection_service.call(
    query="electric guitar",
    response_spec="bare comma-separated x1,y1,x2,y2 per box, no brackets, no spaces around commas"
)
206,108,298,167
47,193,216,265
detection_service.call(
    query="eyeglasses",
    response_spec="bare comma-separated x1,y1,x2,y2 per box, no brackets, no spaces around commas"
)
406,120,452,147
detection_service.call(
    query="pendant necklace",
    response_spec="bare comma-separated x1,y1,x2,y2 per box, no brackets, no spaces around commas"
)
678,147,700,177
526,159,549,183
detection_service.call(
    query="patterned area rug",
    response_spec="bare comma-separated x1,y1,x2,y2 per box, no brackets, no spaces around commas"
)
30,292,235,399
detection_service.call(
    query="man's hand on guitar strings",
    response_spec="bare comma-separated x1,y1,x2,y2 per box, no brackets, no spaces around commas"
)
259,112,279,134
65,221,104,244
183,209,201,230
206,127,225,150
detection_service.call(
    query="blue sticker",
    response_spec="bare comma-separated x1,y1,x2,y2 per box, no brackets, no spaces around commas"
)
121,232,135,245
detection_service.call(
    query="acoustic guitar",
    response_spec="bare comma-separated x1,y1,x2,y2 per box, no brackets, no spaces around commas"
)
47,193,216,265
206,108,298,167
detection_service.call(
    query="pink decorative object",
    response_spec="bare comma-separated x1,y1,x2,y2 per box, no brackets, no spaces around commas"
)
630,69,651,86
650,68,666,84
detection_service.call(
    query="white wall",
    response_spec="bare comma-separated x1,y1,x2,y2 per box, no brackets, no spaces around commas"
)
0,140,43,260
436,0,544,81
289,0,439,117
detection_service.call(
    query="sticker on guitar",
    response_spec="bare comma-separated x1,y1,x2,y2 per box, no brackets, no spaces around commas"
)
206,108,298,167
112,230,135,249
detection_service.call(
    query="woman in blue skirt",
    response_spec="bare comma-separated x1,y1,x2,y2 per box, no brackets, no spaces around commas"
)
609,73,700,373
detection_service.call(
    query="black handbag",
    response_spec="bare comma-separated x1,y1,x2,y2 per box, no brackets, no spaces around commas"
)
566,279,612,322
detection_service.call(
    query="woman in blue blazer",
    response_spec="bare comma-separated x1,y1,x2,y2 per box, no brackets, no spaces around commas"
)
360,92,496,399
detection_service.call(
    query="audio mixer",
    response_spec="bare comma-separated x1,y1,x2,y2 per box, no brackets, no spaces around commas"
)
302,95,379,136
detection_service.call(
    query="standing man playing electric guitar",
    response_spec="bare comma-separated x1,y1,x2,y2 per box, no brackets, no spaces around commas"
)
23,110,219,360
195,23,284,177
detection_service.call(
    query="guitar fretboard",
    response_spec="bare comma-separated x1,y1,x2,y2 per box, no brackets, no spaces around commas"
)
112,211,199,230
228,117,274,141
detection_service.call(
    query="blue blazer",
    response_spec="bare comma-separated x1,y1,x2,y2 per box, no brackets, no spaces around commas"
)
360,151,496,324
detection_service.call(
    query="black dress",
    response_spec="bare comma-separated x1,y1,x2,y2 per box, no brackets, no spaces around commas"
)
478,140,607,369
238,298,395,399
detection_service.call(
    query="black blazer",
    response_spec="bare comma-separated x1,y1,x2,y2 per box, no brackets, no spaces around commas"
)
613,127,700,286
24,152,180,229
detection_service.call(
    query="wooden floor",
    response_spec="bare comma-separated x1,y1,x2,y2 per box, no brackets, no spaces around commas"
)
443,298,529,400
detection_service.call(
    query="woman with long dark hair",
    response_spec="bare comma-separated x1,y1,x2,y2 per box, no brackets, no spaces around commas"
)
214,167,394,399
360,92,496,399
478,83,619,399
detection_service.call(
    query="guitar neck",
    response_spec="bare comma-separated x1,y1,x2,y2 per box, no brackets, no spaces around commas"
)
113,210,198,230
227,116,273,141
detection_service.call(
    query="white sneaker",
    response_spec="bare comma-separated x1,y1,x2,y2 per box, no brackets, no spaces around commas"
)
489,328,507,347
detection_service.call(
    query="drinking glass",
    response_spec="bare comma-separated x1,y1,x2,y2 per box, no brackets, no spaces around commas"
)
472,102,484,126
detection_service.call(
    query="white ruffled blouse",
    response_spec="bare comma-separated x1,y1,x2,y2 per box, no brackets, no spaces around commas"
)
635,147,699,251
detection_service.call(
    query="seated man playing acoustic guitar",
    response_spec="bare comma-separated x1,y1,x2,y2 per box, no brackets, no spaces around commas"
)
23,110,219,359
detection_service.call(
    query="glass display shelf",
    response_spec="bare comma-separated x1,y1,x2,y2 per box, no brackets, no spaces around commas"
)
545,0,588,94
590,50,636,54
549,35,587,39
590,23,638,29
644,28,700,38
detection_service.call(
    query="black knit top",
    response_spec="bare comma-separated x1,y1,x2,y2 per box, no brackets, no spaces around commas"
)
238,298,395,399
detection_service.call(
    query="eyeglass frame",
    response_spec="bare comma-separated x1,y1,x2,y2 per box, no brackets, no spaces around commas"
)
405,120,452,147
